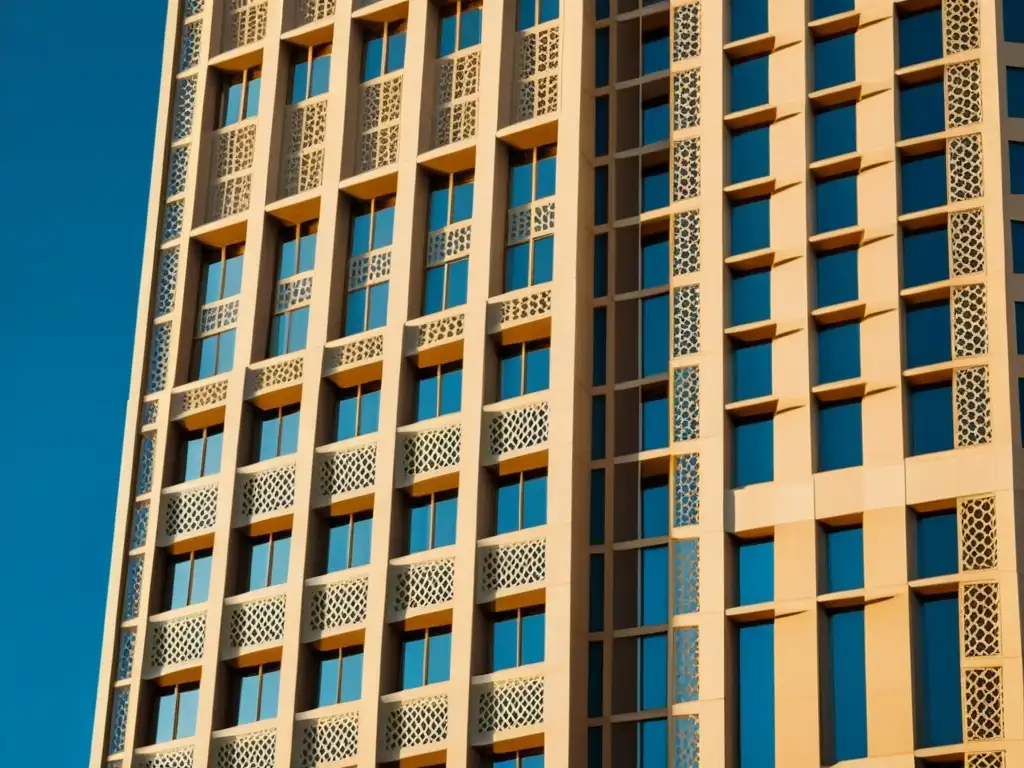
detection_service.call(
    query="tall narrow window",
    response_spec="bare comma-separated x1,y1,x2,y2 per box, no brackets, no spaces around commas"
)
230,663,280,725
732,415,773,487
640,475,669,539
736,538,774,605
219,67,261,127
641,386,669,450
730,0,768,41
641,26,670,76
192,244,243,380
362,20,406,81
898,7,942,67
424,171,474,315
438,0,482,57
638,632,668,709
916,594,963,746
824,525,863,593
737,621,774,767
289,44,332,104
506,145,557,291
345,195,394,336
269,221,316,357
253,405,300,462
639,544,668,626
828,609,867,760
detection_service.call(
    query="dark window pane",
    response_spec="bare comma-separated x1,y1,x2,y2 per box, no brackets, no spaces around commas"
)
737,538,774,604
899,80,945,140
594,235,608,297
825,526,864,592
641,392,669,450
641,233,670,289
589,553,605,630
641,164,670,211
641,294,669,377
738,622,775,765
596,28,610,87
730,196,771,255
505,243,531,291
595,165,608,225
730,54,769,113
815,173,858,234
902,226,949,288
916,511,958,578
818,320,861,383
310,54,331,96
814,103,857,160
639,544,668,624
385,31,406,73
898,8,942,67
730,0,768,41
732,340,772,401
733,415,774,487
1011,142,1024,194
816,246,858,307
595,97,609,156
829,608,868,761
433,493,458,547
818,400,863,472
533,235,555,283
909,382,954,455
814,0,854,20
814,32,855,91
917,595,963,746
640,475,669,538
901,153,947,213
730,126,770,184
461,8,482,48
730,268,771,326
642,99,670,145
905,300,951,368
641,27,670,76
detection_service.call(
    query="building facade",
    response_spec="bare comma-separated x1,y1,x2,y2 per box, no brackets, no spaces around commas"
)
91,0,1024,766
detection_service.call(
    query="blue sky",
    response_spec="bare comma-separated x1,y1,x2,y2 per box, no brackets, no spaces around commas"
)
0,2,165,762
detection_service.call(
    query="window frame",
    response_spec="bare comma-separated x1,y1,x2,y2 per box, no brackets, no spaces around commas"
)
165,548,213,610
495,468,549,534
220,66,261,127
415,361,463,421
325,511,373,572
498,339,551,400
179,424,224,482
400,625,453,689
345,195,396,336
192,243,244,380
438,0,483,56
491,605,546,671
315,645,365,707
231,662,281,725
407,490,459,553
269,220,317,357
289,43,332,104
424,171,474,315
151,682,200,744
334,380,382,441
362,20,407,81
244,530,291,592
253,404,300,463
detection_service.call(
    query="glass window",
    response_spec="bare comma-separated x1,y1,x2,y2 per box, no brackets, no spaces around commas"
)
639,632,668,710
898,7,942,67
641,232,670,289
506,147,556,290
917,595,963,746
641,27,670,76
596,27,610,87
290,44,332,103
639,544,668,625
814,32,855,91
593,308,607,386
316,646,364,707
193,244,244,379
640,475,669,538
899,80,944,140
151,683,200,744
415,361,463,420
400,626,452,689
254,405,300,463
1008,68,1024,118
638,717,668,768
362,21,406,81
592,395,606,460
732,415,774,487
818,399,863,472
902,226,949,288
345,196,394,336
828,608,867,761
589,553,605,631
730,268,770,327
494,750,545,768
406,491,458,554
180,425,224,482
596,0,609,19
730,196,771,255
909,381,954,455
334,381,381,441
518,0,559,30
166,549,213,610
818,320,860,383
500,340,551,399
1015,302,1024,354
496,469,548,535
737,538,774,605
270,221,316,355
1014,221,1024,274
588,641,603,717
1008,0,1024,43
825,525,863,592
901,152,947,213
1011,142,1024,194
738,621,774,766
641,387,669,450
730,125,770,184
915,510,958,579
642,97,670,145
730,0,768,42
814,103,856,160
816,246,858,307
590,469,605,545
231,663,280,725
220,68,261,127
815,172,858,234
595,165,608,225
814,0,854,20
730,54,769,113
595,97,609,157
905,300,951,368
439,0,482,56
325,512,373,572
732,339,772,402
491,607,546,671
424,172,474,315
641,163,670,212
244,531,291,592
641,293,669,378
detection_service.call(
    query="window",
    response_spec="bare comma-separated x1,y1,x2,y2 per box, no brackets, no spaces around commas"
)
231,663,280,725
253,405,300,462
813,0,853,20
915,510,957,578
151,683,199,744
899,79,944,140
916,595,963,747
595,165,609,224
905,300,951,368
903,226,949,288
220,67,261,127
494,749,545,768
818,320,860,383
730,269,770,327
1008,0,1024,43
898,7,942,67
1014,221,1024,273
596,28,610,88
316,646,364,707
589,553,605,631
815,172,857,234
590,469,605,545
908,381,953,455
737,622,774,767
243,531,291,592
641,162,670,212
640,475,669,539
192,245,243,380
827,608,867,761
637,718,668,767
424,172,473,315
594,308,607,385
730,54,769,113
730,125,770,184
641,232,669,288
813,32,855,91
1011,142,1024,194
596,0,609,20
825,525,863,593
1016,302,1024,353
737,538,774,605
901,152,947,213
334,381,381,441
595,97,609,156
592,395,606,460
179,425,224,482
732,339,771,401
818,400,863,472
641,27,669,76
438,0,482,57
641,387,669,450
638,632,668,710
594,235,608,297
816,246,857,307
814,103,856,160
345,195,394,335
400,626,452,689
407,491,458,553
641,97,670,145
362,20,406,81
732,415,773,486
730,0,768,42
165,549,212,610
588,642,603,716
518,0,559,30
491,607,545,671
639,544,668,625
289,44,331,104
269,222,316,357
496,469,547,534
1009,68,1024,118
641,294,669,377
506,145,557,291
325,512,372,572
415,361,462,420
730,196,770,255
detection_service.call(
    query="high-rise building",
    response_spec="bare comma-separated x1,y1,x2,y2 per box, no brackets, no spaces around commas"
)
91,0,1024,766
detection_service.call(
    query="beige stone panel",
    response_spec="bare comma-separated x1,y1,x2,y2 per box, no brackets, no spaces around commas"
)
775,608,822,766
865,592,916,756
863,506,911,590
776,520,818,602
